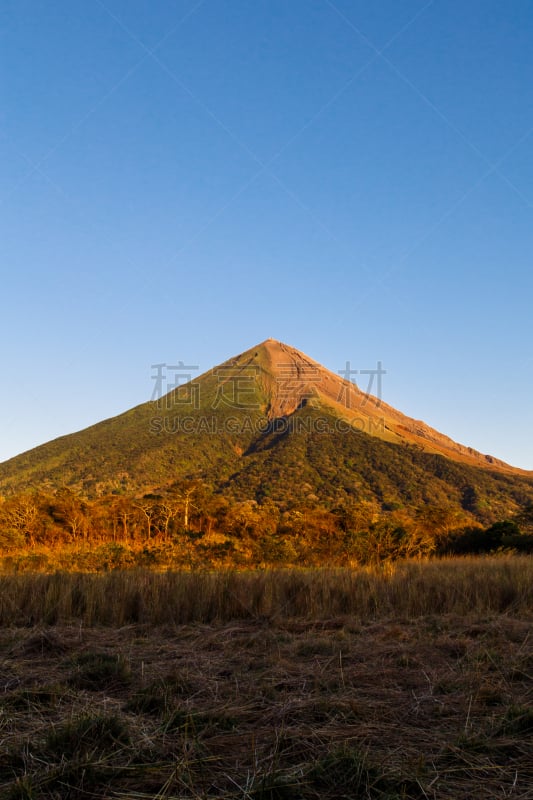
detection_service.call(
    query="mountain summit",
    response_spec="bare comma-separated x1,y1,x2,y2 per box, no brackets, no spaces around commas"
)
0,339,531,520
190,338,514,470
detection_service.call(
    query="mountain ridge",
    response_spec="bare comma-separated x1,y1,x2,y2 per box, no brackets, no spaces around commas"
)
181,338,524,473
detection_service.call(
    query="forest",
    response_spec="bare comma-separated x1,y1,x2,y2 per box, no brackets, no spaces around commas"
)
1,482,532,572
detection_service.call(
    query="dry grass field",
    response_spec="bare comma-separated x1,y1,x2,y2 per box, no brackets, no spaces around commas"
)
0,557,532,798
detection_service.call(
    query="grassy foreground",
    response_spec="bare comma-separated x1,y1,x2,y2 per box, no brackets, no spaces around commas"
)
0,557,532,798
1,556,533,626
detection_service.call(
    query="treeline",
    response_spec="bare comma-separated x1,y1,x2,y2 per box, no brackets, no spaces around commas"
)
0,483,532,572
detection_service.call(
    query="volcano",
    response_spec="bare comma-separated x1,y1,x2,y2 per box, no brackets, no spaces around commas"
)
0,339,531,521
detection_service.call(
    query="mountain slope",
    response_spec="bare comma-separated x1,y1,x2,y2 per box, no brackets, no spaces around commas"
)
0,339,531,521
210,339,518,471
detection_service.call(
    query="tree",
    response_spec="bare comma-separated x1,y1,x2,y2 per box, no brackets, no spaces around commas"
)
157,499,181,540
167,480,205,532
48,490,90,541
414,505,471,552
111,496,136,542
134,496,160,540
0,492,42,547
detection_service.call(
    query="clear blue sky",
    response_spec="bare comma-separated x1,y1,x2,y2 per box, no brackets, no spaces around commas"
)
2,0,532,469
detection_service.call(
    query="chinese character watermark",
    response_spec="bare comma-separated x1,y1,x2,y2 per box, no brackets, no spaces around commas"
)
212,365,261,410
151,361,200,409
274,363,322,406
337,361,386,407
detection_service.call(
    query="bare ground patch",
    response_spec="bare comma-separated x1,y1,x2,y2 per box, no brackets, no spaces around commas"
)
0,613,532,798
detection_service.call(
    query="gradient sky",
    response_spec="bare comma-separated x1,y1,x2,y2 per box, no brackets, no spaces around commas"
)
1,0,533,469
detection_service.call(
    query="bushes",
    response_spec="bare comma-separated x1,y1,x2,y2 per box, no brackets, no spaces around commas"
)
444,520,533,555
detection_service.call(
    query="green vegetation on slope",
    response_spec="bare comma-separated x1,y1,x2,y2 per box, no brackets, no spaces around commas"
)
1,403,532,523
1,343,532,568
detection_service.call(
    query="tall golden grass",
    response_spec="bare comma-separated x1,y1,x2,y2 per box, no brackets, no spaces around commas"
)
0,555,531,626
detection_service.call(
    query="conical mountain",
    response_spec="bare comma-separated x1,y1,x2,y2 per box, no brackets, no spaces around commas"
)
0,339,531,521
202,339,516,470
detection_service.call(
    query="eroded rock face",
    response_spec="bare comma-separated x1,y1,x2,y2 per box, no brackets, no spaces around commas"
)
220,339,515,473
